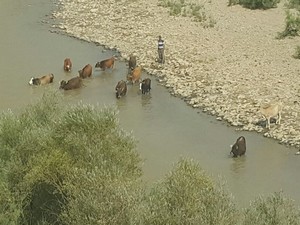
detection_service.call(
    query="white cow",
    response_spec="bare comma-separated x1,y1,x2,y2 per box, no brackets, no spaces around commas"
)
260,102,282,129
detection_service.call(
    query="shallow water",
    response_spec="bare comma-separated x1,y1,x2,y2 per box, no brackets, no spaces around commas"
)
1,0,300,207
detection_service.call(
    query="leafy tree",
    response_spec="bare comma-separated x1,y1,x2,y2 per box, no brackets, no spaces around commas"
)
228,0,280,9
133,159,238,225
0,91,142,224
242,192,300,225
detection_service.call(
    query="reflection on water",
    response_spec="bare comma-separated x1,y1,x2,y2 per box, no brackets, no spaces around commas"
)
230,156,247,177
141,94,152,109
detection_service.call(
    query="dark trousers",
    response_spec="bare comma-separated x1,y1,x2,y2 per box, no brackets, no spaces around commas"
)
158,48,165,63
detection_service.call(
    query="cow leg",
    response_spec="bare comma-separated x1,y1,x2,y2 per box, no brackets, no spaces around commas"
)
276,112,281,125
267,117,271,129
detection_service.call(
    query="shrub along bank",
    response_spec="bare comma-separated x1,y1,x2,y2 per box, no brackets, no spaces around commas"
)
0,92,299,225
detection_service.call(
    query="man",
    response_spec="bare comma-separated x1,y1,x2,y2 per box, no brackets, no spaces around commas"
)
157,35,165,64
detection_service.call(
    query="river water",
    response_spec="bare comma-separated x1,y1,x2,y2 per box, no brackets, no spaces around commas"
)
1,0,299,207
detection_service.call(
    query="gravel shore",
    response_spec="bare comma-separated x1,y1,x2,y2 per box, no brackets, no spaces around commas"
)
52,0,300,148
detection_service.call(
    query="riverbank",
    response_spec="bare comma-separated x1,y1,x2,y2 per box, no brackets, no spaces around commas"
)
52,0,300,148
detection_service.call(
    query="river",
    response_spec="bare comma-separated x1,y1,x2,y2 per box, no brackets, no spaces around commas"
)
0,0,299,207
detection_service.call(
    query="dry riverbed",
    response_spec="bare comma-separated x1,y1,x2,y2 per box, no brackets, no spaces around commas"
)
52,0,300,148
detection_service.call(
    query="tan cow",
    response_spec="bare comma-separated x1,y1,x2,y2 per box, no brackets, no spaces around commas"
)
260,102,283,129
95,57,115,71
29,73,54,85
127,66,142,84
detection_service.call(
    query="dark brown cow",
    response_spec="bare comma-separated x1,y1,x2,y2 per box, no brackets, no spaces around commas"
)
127,66,142,84
128,55,136,72
59,77,82,90
115,80,127,98
230,136,246,157
95,57,115,70
140,78,151,94
78,64,92,79
29,73,54,85
64,58,72,72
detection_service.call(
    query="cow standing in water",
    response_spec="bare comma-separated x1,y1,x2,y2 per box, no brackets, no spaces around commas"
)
115,80,127,98
140,78,151,94
63,58,72,72
78,64,92,79
95,57,115,71
29,73,54,85
127,66,142,84
128,54,136,73
59,77,82,90
230,136,246,157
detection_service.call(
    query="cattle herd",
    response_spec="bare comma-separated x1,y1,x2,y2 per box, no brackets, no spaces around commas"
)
28,55,289,158
28,55,151,97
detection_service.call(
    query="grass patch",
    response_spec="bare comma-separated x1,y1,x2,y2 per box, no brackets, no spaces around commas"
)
158,0,216,28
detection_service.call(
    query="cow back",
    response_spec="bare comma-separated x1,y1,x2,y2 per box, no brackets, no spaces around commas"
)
79,64,92,78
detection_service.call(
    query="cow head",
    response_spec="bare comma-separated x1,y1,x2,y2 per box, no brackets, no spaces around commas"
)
29,77,40,85
59,80,67,89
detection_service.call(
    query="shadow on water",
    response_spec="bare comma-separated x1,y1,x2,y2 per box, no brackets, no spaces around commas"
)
1,0,300,207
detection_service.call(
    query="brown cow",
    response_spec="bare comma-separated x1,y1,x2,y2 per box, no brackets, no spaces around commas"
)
59,77,82,90
115,80,127,98
29,73,54,85
128,54,136,73
63,58,72,72
127,66,142,84
95,57,115,70
140,78,151,94
230,136,246,157
78,64,92,79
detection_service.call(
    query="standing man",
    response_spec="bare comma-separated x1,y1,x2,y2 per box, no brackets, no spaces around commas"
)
157,35,165,64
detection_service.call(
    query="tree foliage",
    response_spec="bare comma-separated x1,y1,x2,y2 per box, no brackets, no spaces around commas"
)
228,0,280,9
0,91,299,224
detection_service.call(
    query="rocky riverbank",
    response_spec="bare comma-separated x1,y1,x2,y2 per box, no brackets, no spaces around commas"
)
52,0,300,148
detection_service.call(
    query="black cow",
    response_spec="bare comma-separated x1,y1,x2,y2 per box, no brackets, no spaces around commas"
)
140,78,151,94
230,136,246,157
115,80,127,98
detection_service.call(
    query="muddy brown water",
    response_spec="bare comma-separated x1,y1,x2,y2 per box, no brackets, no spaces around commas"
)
1,0,300,207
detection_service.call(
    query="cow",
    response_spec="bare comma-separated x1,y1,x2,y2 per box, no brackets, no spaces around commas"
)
78,64,92,79
115,80,127,98
95,56,115,71
230,136,246,157
127,66,142,84
63,58,72,72
128,54,136,73
260,102,282,129
29,73,54,85
140,78,151,94
59,76,82,90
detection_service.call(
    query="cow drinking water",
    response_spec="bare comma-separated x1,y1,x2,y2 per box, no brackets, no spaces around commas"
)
95,56,115,71
230,136,246,157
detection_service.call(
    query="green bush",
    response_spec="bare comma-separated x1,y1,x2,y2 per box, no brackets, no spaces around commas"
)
0,91,142,224
286,0,300,10
158,0,216,27
234,0,280,9
293,45,300,58
242,192,300,225
277,10,300,39
0,91,300,224
134,159,238,225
